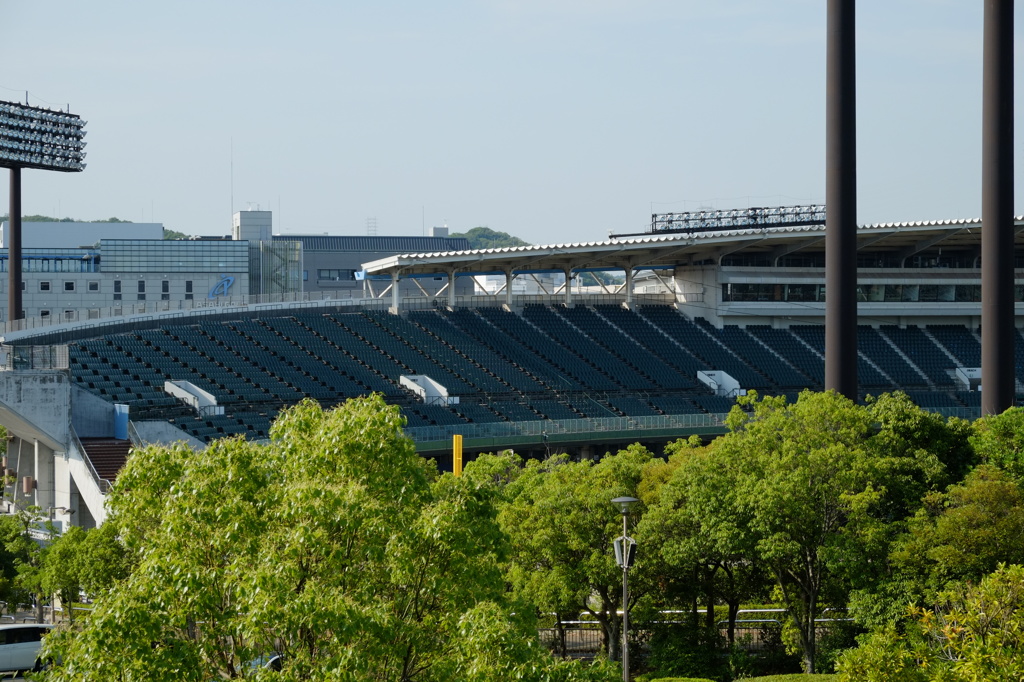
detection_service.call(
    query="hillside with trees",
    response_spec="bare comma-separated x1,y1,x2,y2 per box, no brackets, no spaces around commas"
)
449,226,530,249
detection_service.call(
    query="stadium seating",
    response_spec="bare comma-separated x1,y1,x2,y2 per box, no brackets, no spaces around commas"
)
62,305,994,445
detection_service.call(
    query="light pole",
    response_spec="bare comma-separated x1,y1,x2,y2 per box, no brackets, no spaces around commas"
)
612,496,638,682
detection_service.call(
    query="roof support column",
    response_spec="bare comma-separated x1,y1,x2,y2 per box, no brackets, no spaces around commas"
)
982,0,1015,415
564,268,573,307
505,269,514,308
447,269,456,308
624,267,634,307
390,272,400,314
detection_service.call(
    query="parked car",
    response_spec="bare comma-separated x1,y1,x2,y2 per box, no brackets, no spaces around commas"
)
0,623,54,674
247,653,283,671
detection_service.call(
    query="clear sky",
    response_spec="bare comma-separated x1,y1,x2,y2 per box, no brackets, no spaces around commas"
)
1,1,1021,243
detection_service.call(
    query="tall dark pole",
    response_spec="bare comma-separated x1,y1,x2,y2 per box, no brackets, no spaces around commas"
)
981,0,1014,416
8,168,21,325
825,0,858,400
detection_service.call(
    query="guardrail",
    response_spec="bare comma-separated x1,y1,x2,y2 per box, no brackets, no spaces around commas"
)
126,420,143,448
70,427,112,495
404,412,730,445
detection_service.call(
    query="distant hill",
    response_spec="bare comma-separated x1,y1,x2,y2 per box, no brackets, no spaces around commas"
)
449,227,530,250
0,214,131,223
0,214,190,239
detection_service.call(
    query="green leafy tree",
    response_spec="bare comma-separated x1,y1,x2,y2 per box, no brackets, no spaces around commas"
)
42,396,611,681
75,522,132,597
39,525,86,622
838,564,1024,682
835,392,969,628
639,437,770,645
499,445,652,661
970,405,1024,480
715,390,878,674
0,514,33,608
890,465,1024,597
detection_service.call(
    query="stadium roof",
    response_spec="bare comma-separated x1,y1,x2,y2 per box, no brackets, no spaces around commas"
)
361,216,1024,277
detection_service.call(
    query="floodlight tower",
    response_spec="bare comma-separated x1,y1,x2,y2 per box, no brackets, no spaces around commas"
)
825,0,858,401
0,99,87,324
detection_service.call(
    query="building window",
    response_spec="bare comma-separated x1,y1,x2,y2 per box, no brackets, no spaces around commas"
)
162,281,169,293
39,281,50,292
185,293,193,300
40,310,49,318
137,294,146,301
303,270,308,281
161,293,170,300
317,269,356,281
88,281,99,292
64,310,74,321
64,281,75,292
113,281,121,293
185,281,193,293
138,280,146,293
113,293,122,301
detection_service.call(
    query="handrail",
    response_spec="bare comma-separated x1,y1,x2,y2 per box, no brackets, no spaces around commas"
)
126,420,143,448
70,427,112,494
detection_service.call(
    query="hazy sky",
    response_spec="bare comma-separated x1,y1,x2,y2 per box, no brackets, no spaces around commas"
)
1,1,1021,243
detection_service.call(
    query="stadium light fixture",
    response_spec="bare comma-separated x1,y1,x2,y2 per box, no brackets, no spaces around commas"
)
0,98,88,325
0,100,87,172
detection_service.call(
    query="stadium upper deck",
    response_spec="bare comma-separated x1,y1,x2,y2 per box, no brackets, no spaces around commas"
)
362,213,1024,328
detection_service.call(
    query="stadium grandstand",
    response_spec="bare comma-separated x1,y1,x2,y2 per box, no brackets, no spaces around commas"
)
0,205,1019,529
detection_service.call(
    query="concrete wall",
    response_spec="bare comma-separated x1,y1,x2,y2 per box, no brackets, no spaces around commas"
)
133,420,205,448
0,371,70,445
71,384,115,438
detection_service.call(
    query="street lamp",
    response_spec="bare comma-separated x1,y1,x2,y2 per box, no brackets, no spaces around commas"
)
611,496,638,682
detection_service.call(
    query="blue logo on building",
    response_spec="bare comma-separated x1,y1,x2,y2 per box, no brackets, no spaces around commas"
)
208,275,235,300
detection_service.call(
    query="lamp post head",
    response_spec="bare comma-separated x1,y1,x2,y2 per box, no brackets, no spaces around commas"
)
611,496,639,515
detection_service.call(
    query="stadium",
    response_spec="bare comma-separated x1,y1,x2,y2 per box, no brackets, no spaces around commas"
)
0,204,1020,530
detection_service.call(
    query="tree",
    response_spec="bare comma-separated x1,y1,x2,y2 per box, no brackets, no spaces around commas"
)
43,396,611,681
449,226,530,249
836,392,969,628
970,405,1024,480
837,564,1024,682
639,437,770,645
37,523,131,623
0,513,36,609
39,525,85,622
498,445,652,661
890,465,1024,597
715,390,877,674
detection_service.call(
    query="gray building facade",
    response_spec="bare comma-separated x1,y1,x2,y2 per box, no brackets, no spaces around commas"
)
278,233,474,297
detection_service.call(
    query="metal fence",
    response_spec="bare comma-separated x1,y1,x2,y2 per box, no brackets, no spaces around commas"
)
538,613,853,660
404,412,730,444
